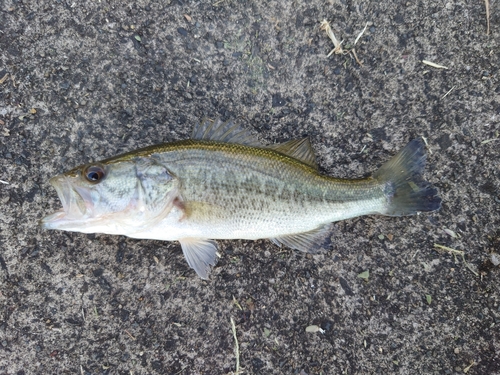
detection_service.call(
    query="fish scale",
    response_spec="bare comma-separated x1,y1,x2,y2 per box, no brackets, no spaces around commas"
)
155,145,381,237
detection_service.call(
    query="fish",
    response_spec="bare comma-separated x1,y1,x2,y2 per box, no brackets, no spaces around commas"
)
41,118,441,278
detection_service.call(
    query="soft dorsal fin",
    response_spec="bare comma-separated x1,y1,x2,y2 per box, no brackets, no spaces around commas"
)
267,138,318,169
270,224,331,253
191,118,263,147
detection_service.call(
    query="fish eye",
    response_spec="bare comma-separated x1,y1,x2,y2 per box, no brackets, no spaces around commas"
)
83,165,106,183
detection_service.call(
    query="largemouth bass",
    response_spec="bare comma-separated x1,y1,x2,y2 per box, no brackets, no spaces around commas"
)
42,119,441,278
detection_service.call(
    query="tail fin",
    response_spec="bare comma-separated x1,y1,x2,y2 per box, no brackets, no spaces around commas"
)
374,138,441,216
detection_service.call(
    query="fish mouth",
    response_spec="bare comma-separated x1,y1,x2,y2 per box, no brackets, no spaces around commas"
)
41,175,91,229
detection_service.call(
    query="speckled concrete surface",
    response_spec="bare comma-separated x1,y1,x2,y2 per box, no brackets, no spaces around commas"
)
0,1,499,374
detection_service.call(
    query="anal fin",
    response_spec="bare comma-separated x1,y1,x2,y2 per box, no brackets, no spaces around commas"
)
271,224,332,253
179,238,219,279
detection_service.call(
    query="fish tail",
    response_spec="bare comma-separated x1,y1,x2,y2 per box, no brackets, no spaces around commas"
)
373,138,441,216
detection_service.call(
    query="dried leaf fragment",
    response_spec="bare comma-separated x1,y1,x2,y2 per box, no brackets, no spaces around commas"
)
443,228,458,238
305,325,325,333
358,270,369,280
490,253,500,266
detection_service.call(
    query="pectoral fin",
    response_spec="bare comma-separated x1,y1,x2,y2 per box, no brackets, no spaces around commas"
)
179,238,219,279
271,224,331,253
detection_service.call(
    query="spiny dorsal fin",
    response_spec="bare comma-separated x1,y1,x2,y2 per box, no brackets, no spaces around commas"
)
270,224,331,253
267,138,318,169
191,118,262,147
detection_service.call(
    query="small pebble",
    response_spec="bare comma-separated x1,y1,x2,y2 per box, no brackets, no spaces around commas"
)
177,27,188,37
491,253,500,266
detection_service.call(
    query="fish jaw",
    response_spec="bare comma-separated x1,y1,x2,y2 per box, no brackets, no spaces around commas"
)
41,209,69,230
40,174,92,231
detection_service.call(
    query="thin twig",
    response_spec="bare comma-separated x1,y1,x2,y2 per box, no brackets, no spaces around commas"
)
124,329,136,340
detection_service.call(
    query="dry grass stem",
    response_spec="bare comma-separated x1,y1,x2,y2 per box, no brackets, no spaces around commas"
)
230,317,241,374
485,0,490,35
124,330,136,340
0,73,8,84
441,86,455,99
434,244,478,276
481,138,500,144
422,60,449,69
434,244,464,256
320,20,344,55
232,296,243,310
351,48,362,66
321,20,369,66
421,136,431,154
354,23,368,46
464,361,476,373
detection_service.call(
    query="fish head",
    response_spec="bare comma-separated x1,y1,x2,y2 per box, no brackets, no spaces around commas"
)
41,156,179,235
